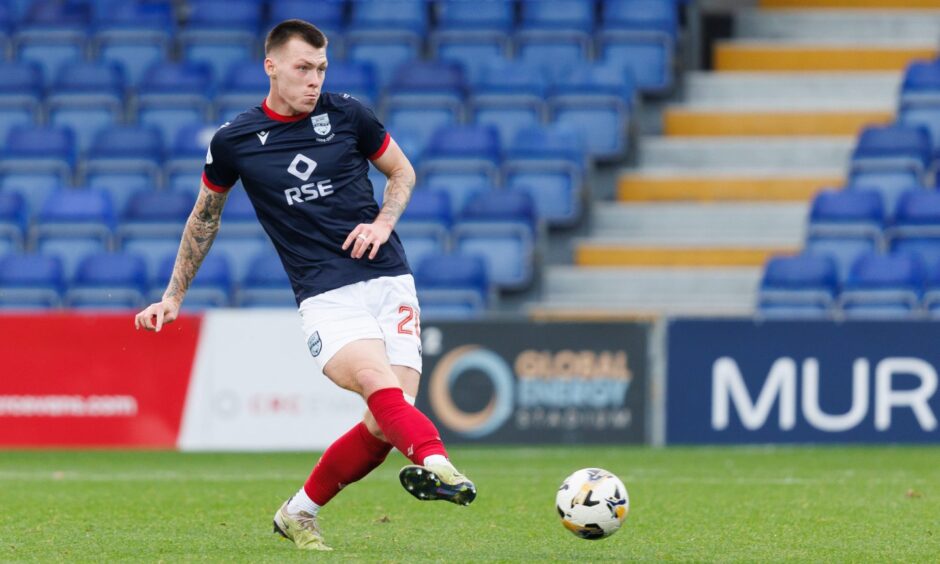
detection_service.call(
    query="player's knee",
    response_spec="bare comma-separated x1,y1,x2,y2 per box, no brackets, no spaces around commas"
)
362,410,386,441
353,366,398,396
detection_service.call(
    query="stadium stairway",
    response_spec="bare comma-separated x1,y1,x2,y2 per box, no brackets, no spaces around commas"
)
531,2,936,318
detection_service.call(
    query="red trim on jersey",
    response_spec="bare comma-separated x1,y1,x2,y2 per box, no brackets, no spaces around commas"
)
369,132,391,161
262,98,311,123
202,171,232,193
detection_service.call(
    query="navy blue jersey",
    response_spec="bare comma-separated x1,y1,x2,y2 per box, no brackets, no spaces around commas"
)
202,92,411,305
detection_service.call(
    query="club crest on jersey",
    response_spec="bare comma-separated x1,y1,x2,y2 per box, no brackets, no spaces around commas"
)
311,113,331,136
307,331,322,357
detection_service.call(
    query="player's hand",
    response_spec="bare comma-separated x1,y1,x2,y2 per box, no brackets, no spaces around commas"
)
343,221,393,260
134,299,181,332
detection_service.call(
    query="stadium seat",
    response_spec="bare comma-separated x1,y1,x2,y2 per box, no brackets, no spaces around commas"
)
47,60,126,154
504,161,584,227
266,0,346,37
898,60,940,153
151,252,232,309
396,189,452,270
136,61,213,150
236,250,296,307
548,63,634,160
508,123,588,165
117,190,193,241
887,189,940,267
849,124,932,193
385,61,466,109
0,253,64,309
0,61,42,142
840,252,925,319
414,252,489,320
121,235,183,282
453,189,537,290
420,124,502,215
31,188,115,247
435,0,513,33
349,0,427,36
165,122,216,192
82,125,164,195
220,188,264,238
36,235,109,283
65,252,148,309
0,125,76,185
181,0,260,43
515,30,590,75
757,254,838,319
431,31,509,86
804,189,884,282
0,179,60,218
0,191,27,250
922,258,940,318
470,64,545,152
15,28,87,87
599,0,679,92
345,31,420,89
385,98,460,154
207,233,271,285
180,37,255,92
215,58,268,121
520,0,595,33
94,31,168,88
321,60,379,108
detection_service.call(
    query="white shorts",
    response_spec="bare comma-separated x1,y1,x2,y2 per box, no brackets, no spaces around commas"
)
298,274,422,374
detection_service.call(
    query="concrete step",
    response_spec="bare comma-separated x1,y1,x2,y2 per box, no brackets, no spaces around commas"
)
715,40,936,72
617,172,840,202
680,71,899,110
663,107,892,136
534,266,763,315
636,136,854,172
738,7,940,41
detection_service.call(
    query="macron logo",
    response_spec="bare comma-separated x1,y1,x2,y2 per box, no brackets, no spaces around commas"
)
257,131,270,145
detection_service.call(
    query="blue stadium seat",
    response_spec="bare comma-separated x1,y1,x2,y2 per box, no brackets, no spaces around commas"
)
548,63,634,160
65,252,147,309
0,1,11,54
757,254,838,319
435,0,513,33
521,0,595,33
470,64,545,151
841,252,925,319
215,59,268,121
419,125,502,214
453,189,537,290
396,189,452,270
0,253,64,309
220,188,264,238
322,60,379,108
36,235,109,283
237,249,296,307
15,27,87,87
0,178,60,217
165,122,216,192
922,258,940,318
349,0,427,36
151,252,232,309
887,189,940,267
180,37,255,92
600,0,678,92
898,60,940,153
0,125,76,184
95,29,168,88
207,233,271,285
267,0,346,37
117,190,192,242
0,191,27,250
804,189,884,281
181,0,261,43
82,125,164,194
386,61,466,109
504,160,584,227
385,98,459,153
346,32,420,90
136,61,213,149
508,123,588,166
0,61,42,142
515,30,590,75
431,31,509,86
414,252,489,320
32,189,115,247
47,60,126,154
121,235,182,281
849,124,932,192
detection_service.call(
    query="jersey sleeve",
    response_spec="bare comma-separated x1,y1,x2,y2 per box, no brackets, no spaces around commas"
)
352,97,391,161
202,126,239,193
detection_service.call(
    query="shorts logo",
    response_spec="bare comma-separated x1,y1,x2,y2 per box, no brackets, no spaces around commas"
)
311,114,331,136
307,331,323,357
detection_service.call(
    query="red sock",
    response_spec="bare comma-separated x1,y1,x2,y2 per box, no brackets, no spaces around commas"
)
303,422,392,506
366,387,447,465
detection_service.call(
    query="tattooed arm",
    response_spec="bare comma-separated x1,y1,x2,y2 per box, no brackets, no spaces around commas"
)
342,137,416,260
135,182,228,331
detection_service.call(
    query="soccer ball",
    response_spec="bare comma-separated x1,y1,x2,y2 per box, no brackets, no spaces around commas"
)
555,468,629,540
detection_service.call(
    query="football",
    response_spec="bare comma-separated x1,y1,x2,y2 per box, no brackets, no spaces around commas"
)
555,468,629,540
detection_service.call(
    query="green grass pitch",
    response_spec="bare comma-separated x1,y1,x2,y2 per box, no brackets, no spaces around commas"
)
2,446,938,562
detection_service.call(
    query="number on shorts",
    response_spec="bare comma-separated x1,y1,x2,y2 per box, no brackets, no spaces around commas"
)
398,305,420,336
